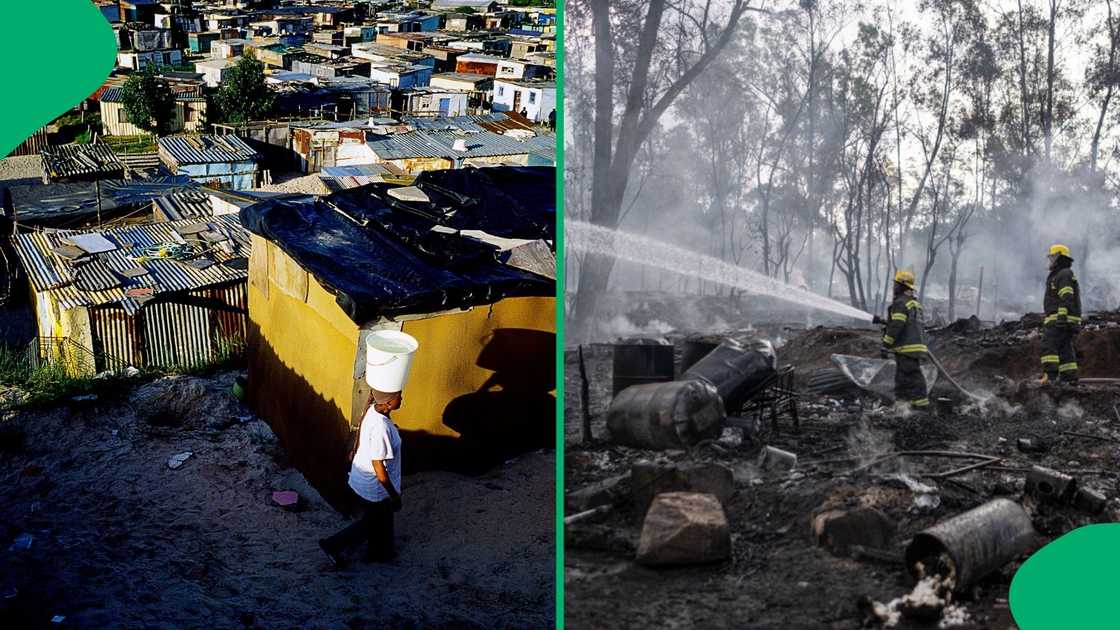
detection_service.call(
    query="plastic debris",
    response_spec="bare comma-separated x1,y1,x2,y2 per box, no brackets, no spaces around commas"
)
51,615,65,623
272,490,300,510
167,452,193,470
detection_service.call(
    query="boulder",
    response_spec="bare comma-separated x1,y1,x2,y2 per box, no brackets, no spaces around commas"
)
636,492,731,566
812,506,896,557
632,461,735,516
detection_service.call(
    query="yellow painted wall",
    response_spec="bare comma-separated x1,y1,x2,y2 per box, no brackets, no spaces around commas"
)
246,234,555,503
248,236,360,424
394,296,555,437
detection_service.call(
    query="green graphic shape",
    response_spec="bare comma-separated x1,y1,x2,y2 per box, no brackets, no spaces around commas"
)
1010,523,1120,629
0,1,116,156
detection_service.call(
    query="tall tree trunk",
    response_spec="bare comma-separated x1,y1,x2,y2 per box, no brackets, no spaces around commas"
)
1044,0,1057,163
569,0,748,340
1091,0,1117,173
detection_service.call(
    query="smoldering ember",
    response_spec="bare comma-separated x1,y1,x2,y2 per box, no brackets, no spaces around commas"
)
565,0,1120,627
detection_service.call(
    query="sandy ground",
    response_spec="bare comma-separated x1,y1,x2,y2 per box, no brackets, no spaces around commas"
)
0,371,555,629
0,155,42,185
254,171,331,196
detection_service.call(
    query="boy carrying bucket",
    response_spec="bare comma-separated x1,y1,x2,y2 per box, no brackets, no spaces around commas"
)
319,331,417,566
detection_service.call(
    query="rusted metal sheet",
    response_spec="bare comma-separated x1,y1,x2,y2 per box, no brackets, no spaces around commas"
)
85,282,247,370
90,305,140,370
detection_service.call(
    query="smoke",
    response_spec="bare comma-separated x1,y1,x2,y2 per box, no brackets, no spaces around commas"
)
961,394,1023,418
595,314,674,340
1057,399,1085,421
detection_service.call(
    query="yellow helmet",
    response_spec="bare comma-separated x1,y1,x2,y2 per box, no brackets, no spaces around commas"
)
1049,244,1071,258
894,270,916,289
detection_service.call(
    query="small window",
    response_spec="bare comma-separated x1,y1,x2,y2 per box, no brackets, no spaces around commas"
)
498,86,504,97
118,109,128,124
528,92,536,104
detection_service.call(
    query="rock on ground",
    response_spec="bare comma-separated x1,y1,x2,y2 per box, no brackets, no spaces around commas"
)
636,492,731,566
812,506,896,557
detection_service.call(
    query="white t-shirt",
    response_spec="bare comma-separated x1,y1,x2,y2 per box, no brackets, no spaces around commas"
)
348,408,402,503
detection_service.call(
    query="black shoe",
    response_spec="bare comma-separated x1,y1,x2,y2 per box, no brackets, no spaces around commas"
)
318,539,342,567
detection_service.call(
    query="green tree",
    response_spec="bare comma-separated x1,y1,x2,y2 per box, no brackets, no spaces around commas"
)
214,54,274,124
120,66,176,136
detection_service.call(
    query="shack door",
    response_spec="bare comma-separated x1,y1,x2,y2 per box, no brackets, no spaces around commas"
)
438,98,451,116
512,91,521,114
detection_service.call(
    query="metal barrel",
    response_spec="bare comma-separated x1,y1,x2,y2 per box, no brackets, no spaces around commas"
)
606,380,726,450
612,342,675,396
904,498,1037,593
679,335,729,374
681,339,776,411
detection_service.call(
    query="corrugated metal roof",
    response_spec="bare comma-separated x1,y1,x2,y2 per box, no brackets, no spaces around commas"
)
367,130,531,160
158,135,260,165
11,215,250,315
41,144,125,180
101,87,203,103
154,190,215,221
524,134,555,161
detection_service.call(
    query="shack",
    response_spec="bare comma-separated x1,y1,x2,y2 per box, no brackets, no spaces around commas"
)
239,166,555,508
40,144,126,184
11,215,251,374
100,88,207,136
364,130,533,174
158,135,262,190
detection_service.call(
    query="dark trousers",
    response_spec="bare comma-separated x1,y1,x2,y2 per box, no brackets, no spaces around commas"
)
895,354,929,407
1041,325,1079,382
322,496,395,561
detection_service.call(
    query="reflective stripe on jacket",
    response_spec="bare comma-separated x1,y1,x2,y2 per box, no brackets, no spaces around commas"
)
883,293,928,355
1043,266,1081,326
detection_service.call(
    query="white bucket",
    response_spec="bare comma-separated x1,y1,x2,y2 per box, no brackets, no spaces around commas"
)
364,330,419,391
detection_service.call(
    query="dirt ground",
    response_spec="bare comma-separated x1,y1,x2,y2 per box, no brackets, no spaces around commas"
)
564,316,1120,629
0,371,554,629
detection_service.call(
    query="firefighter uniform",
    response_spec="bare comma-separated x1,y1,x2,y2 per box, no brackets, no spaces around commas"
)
1041,249,1081,384
883,290,930,408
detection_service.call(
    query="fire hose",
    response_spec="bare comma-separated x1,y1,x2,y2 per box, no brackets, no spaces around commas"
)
872,315,988,402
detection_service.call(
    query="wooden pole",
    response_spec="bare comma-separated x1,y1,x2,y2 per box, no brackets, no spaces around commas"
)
975,265,984,318
95,180,103,228
578,344,592,444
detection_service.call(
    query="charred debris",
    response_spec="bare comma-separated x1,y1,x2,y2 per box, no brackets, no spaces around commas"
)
565,312,1120,627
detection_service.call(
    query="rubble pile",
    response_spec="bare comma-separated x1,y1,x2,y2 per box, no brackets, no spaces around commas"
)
565,317,1120,628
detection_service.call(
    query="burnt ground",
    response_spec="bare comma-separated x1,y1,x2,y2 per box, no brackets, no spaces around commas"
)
1,371,554,629
564,314,1120,629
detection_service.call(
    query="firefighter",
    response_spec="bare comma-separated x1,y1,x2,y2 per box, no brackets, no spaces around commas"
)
1040,244,1081,385
882,270,930,410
